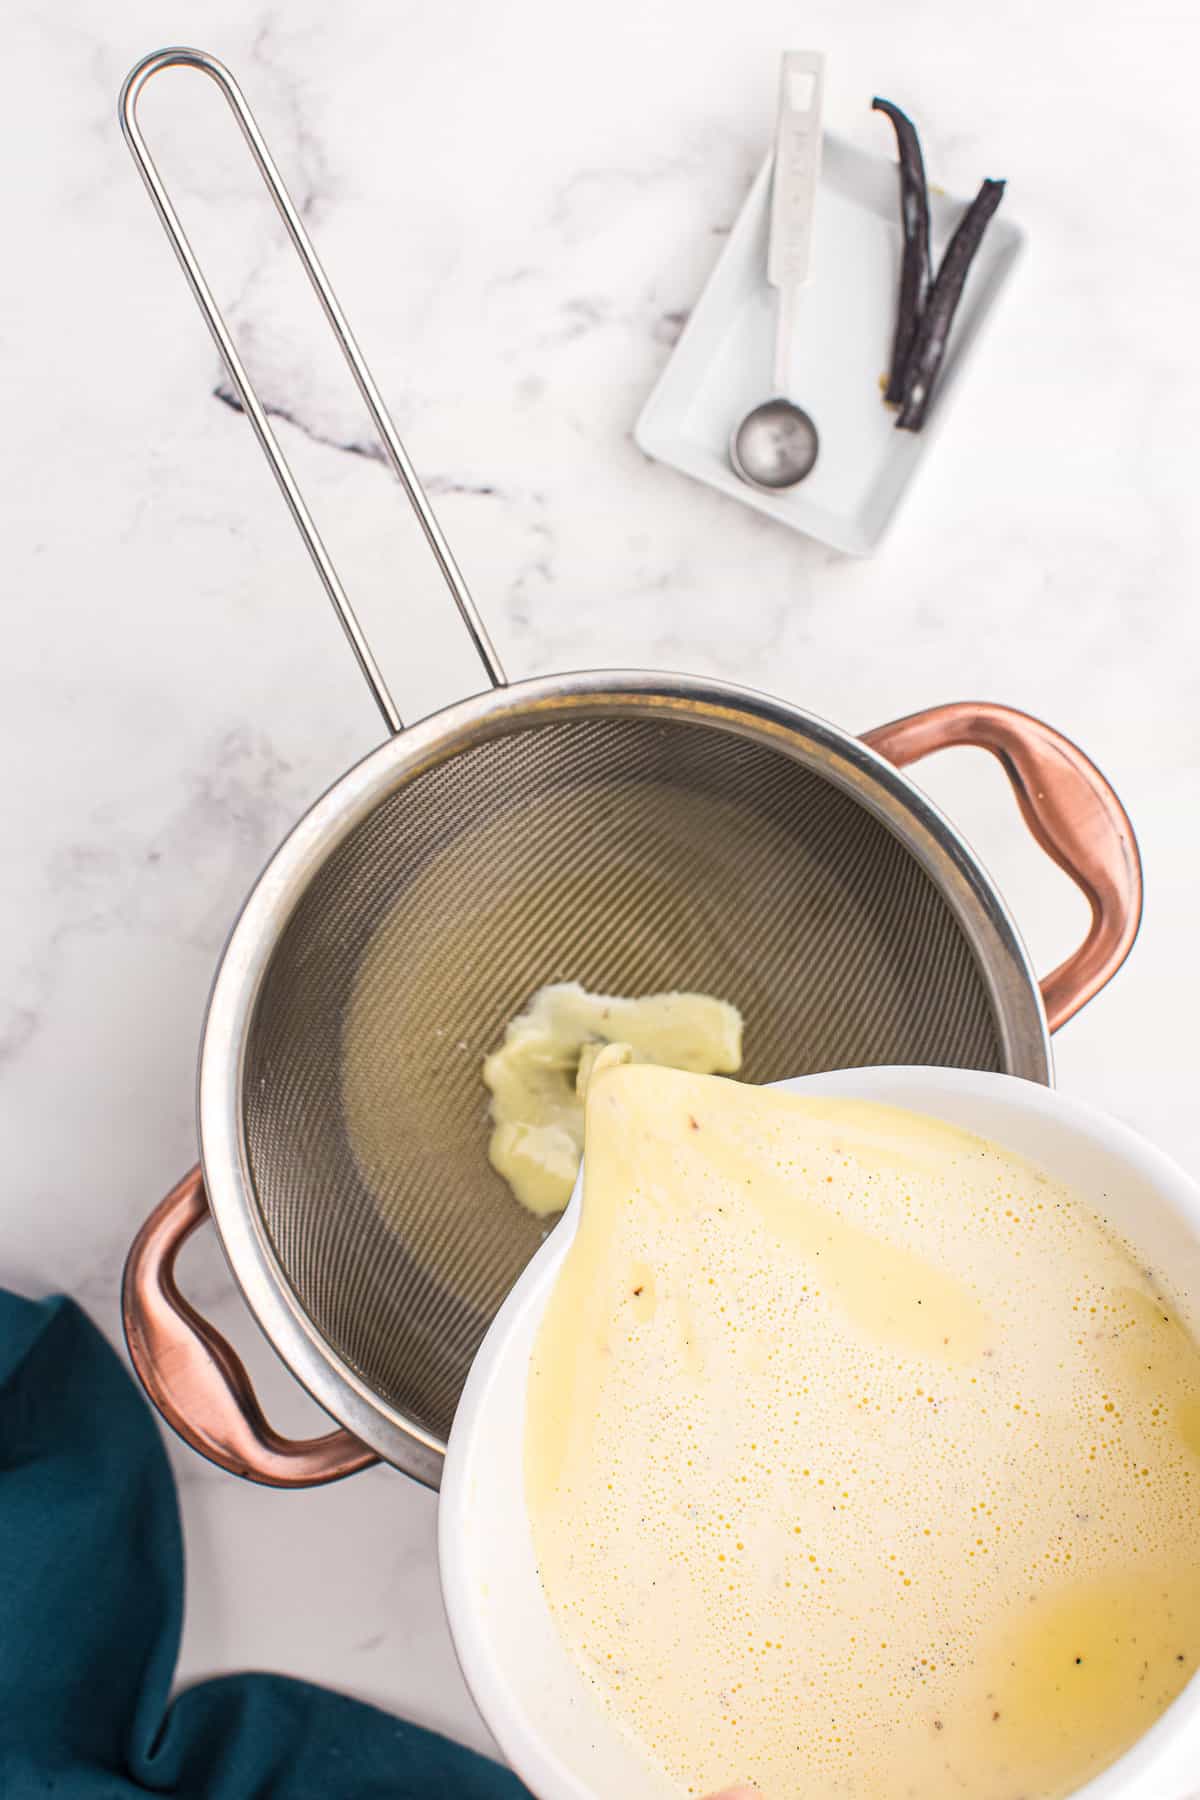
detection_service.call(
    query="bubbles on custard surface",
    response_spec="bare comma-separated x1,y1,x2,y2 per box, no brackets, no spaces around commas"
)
525,1076,1200,1799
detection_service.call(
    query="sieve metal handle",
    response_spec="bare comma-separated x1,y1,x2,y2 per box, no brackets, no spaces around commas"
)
119,47,506,736
862,702,1142,1033
123,1166,379,1486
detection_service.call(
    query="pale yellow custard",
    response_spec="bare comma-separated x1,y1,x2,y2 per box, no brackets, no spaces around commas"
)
526,1065,1200,1799
483,983,742,1215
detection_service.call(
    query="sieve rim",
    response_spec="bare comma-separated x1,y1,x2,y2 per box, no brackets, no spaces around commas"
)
197,669,1050,1483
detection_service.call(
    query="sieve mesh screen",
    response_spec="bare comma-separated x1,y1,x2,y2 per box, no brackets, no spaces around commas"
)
243,714,1002,1447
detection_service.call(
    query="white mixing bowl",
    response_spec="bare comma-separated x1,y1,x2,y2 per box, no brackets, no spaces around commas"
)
440,1067,1200,1800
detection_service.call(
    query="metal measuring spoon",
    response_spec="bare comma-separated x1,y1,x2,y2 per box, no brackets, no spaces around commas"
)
730,52,824,492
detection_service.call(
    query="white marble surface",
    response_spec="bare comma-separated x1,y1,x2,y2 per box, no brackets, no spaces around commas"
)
5,0,1200,1769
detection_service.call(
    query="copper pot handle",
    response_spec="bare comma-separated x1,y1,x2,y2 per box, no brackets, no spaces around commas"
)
862,702,1142,1033
122,1166,379,1486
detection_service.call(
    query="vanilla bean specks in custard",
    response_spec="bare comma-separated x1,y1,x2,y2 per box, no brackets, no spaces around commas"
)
526,1066,1200,1800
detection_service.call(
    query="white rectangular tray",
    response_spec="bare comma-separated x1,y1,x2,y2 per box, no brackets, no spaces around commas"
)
634,135,1024,556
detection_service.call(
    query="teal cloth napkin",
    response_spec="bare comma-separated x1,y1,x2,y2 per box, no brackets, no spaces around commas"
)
0,1290,529,1798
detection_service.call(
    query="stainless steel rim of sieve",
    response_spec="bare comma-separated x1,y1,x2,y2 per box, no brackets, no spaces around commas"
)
118,49,1142,1493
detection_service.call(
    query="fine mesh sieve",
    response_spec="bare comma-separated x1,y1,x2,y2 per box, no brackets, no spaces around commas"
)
119,50,1142,1491
244,710,1003,1446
